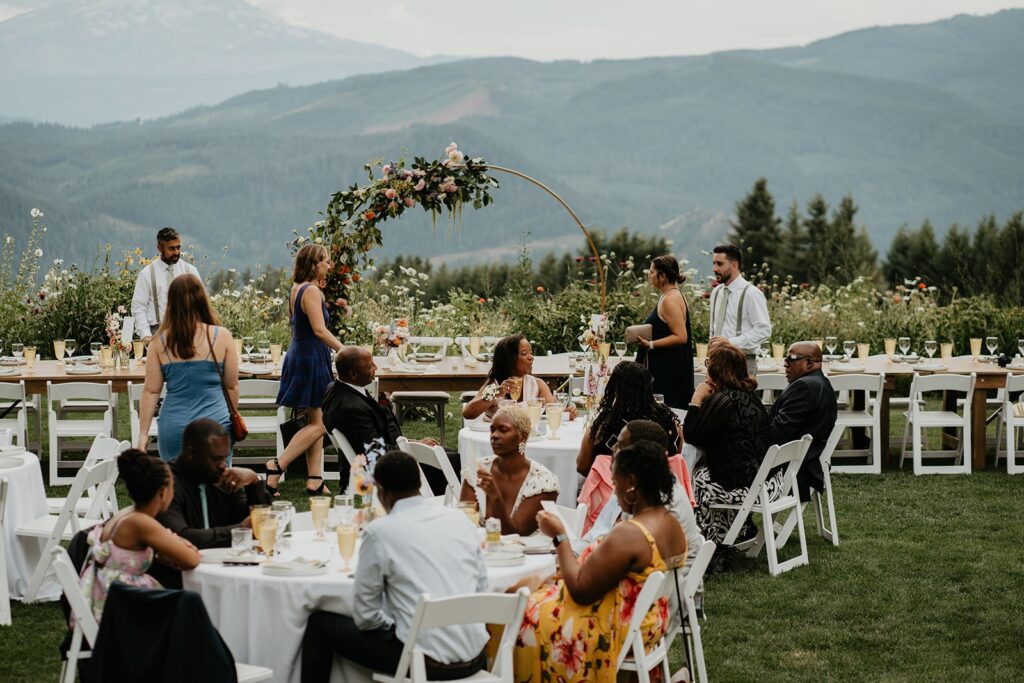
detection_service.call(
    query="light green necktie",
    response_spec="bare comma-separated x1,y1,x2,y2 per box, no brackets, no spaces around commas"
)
714,286,730,336
199,484,210,530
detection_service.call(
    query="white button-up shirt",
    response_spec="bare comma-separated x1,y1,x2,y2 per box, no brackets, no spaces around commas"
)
131,258,201,337
353,496,489,663
710,275,772,354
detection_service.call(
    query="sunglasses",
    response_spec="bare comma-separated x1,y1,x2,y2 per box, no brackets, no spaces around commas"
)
783,354,814,365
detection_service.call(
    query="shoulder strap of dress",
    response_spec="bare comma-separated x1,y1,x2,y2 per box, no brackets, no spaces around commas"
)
626,518,657,547
291,283,311,317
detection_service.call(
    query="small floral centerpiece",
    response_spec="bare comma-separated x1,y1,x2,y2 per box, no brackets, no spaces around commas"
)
579,313,609,353
104,308,127,349
371,319,411,349
350,438,388,522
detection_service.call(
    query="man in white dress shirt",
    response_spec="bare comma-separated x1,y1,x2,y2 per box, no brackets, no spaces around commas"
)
708,243,772,376
130,227,201,340
301,450,489,682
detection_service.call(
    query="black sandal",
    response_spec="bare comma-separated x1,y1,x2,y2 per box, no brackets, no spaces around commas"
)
306,475,330,496
265,457,283,497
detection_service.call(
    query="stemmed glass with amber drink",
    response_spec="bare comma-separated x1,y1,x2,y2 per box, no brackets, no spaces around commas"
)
337,524,358,572
547,403,564,440
53,339,66,365
133,339,145,362
310,496,331,540
249,504,270,551
258,511,281,557
508,377,523,403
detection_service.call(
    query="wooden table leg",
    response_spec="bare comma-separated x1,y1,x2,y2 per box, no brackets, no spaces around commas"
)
972,387,988,470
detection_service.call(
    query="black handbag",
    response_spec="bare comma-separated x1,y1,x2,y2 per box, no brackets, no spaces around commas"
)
279,408,309,448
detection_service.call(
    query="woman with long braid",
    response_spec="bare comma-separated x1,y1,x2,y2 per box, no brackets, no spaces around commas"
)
575,361,681,476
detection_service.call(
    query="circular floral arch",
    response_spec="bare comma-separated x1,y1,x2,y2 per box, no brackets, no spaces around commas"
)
295,144,606,330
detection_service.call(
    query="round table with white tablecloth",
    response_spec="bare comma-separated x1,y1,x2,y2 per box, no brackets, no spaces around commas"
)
458,418,587,508
0,449,60,601
183,529,555,683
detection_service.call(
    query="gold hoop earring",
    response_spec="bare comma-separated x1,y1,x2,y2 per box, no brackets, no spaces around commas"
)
623,487,639,510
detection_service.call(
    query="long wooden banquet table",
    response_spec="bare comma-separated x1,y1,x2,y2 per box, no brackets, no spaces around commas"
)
2,354,1019,469
826,354,1023,469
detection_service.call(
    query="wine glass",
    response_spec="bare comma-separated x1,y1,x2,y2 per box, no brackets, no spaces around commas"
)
842,340,856,361
0,339,4,357
11,343,24,363
986,336,998,357
825,336,837,357
89,341,101,362
614,341,626,359
337,524,358,572
409,338,421,358
546,404,564,440
242,336,255,359
332,494,354,530
924,340,937,359
898,337,911,357
65,339,77,364
1018,338,1024,359
271,500,295,546
258,338,271,363
555,391,569,409
483,337,496,357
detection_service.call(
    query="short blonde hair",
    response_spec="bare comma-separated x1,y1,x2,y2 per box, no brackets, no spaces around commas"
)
494,405,532,441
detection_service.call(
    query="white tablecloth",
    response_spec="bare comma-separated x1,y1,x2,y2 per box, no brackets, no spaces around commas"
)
184,530,555,683
458,419,586,507
1,451,61,601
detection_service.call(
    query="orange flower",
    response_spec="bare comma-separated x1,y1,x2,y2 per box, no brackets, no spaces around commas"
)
338,265,350,274
918,281,927,290
364,210,376,220
536,286,545,293
352,273,361,283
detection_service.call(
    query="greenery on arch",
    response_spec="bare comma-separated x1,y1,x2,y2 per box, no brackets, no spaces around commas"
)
291,143,499,330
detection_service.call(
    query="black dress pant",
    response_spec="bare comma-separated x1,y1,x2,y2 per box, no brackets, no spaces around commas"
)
301,611,484,683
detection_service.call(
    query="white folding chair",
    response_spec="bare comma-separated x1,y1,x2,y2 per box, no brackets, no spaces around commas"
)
616,570,673,683
0,477,10,626
672,539,716,683
127,381,163,451
899,373,976,475
454,336,502,358
46,434,128,518
47,381,115,486
18,458,116,602
396,436,461,500
326,429,358,482
51,547,272,683
373,587,529,683
812,446,840,546
408,336,454,357
713,435,812,576
825,373,885,474
755,373,789,407
234,379,286,458
0,380,29,448
997,373,1024,474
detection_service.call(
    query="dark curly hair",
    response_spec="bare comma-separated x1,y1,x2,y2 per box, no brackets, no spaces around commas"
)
613,441,675,506
624,419,672,454
488,334,527,384
590,361,680,452
117,448,171,506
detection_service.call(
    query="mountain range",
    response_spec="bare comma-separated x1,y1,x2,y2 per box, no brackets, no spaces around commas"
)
0,5,1021,269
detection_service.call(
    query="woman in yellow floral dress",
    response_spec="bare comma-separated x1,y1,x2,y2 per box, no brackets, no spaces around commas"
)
514,441,687,682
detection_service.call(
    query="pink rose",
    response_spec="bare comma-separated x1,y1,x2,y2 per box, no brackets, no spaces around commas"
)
389,201,398,211
384,188,396,199
414,180,426,191
382,164,391,175
404,197,415,207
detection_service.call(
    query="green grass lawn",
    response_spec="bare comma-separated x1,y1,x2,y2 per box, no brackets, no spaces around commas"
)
2,396,1023,681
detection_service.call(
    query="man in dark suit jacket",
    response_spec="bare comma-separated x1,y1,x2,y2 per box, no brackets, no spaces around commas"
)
768,342,838,501
322,346,450,490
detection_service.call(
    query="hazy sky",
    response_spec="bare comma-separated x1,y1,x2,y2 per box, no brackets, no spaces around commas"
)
249,0,1024,60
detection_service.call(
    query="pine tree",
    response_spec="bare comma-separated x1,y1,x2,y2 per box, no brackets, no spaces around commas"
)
729,178,781,273
936,224,973,296
776,200,807,282
970,215,1001,295
994,212,1024,306
803,194,832,284
883,220,939,287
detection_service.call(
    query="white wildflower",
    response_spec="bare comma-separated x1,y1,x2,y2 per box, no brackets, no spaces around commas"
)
34,248,42,257
30,208,43,218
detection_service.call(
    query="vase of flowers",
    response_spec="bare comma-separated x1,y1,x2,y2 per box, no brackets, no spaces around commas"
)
371,319,411,368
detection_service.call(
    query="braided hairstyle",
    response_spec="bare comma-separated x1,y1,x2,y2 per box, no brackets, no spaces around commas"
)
590,361,680,451
488,334,526,384
116,448,171,506
613,441,675,506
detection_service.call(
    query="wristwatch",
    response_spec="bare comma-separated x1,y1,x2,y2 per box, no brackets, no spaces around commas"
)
552,533,569,550
647,339,655,350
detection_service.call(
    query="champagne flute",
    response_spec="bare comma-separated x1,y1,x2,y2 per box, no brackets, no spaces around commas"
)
546,404,564,440
614,341,626,359
825,336,837,357
257,338,271,363
53,339,66,365
986,336,998,357
336,524,358,572
924,340,937,359
898,337,911,357
842,340,856,361
242,336,255,359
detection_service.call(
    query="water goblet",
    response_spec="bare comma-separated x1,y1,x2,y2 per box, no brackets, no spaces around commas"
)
924,340,937,359
271,500,295,544
986,336,998,357
11,343,24,363
842,340,856,361
333,494,354,528
614,341,626,358
242,336,255,359
90,341,101,361
258,338,271,363
898,337,911,357
258,511,280,557
825,336,837,356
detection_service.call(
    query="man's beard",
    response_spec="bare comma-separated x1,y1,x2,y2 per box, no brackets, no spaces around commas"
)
162,255,180,265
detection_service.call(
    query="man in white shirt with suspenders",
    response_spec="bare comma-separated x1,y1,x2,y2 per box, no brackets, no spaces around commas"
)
708,243,772,376
130,227,202,341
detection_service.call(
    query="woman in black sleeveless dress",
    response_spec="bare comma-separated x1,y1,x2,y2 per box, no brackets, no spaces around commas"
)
634,255,694,409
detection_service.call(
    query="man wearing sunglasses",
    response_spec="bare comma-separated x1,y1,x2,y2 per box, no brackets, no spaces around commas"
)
768,342,837,501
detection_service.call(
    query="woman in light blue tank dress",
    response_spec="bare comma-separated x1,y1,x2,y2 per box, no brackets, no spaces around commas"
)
135,274,240,462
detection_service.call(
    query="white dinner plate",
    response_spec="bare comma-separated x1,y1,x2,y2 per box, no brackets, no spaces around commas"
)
916,363,948,372
239,364,273,375
261,558,329,576
485,551,526,567
831,362,865,373
68,355,97,364
0,367,16,376
0,357,25,366
504,535,552,554
0,456,25,469
757,361,780,372
67,365,102,375
198,547,261,565
0,445,26,456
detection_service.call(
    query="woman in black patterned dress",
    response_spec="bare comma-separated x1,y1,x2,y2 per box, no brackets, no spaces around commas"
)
682,339,783,544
